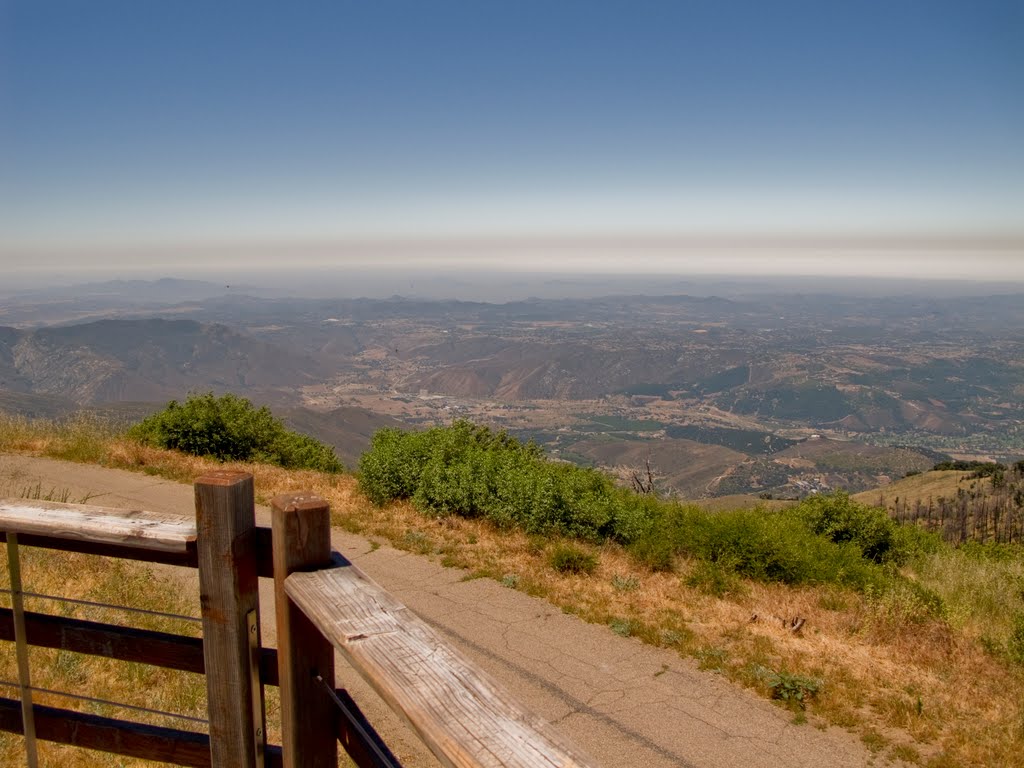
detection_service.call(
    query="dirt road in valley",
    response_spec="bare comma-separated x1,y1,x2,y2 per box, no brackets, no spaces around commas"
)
0,455,885,767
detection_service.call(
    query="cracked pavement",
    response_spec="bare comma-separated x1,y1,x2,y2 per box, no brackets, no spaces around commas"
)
1,455,882,767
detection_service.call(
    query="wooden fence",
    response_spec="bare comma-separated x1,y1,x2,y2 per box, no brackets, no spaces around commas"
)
0,471,592,767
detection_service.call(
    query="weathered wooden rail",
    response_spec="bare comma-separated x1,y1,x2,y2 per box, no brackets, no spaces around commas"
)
0,471,593,767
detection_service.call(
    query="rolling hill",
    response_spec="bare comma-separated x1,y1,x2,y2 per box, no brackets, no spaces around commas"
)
0,318,329,405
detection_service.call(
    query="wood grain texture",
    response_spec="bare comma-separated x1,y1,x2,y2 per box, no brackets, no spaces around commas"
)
286,562,594,768
195,471,266,768
271,493,337,768
0,499,196,552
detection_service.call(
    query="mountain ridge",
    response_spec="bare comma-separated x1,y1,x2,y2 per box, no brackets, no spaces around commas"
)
0,318,327,405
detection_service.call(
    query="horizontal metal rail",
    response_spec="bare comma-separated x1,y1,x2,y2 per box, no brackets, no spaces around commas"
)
0,588,202,623
0,679,208,726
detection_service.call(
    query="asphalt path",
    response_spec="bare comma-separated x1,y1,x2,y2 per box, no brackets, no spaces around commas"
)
0,455,883,767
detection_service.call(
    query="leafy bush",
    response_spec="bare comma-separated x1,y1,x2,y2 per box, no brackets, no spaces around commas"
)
609,618,635,636
685,560,747,598
754,666,822,709
677,507,884,589
863,579,946,625
626,502,703,570
360,420,625,541
794,492,937,566
549,544,598,575
357,427,434,504
359,419,940,595
611,573,640,591
128,393,342,472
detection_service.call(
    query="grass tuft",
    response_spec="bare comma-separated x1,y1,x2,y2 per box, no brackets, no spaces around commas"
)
549,544,598,575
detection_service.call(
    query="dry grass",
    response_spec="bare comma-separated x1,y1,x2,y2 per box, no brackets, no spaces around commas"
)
694,493,797,512
0,544,209,767
852,470,976,508
2,413,1024,766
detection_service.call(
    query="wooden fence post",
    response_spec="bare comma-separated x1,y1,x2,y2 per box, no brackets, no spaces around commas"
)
271,493,337,768
195,471,265,768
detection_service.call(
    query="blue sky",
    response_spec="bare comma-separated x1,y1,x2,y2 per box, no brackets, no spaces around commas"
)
2,1,1022,278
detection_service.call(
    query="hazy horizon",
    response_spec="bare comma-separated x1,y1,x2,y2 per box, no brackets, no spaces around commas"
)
4,234,1024,289
4,263,1023,305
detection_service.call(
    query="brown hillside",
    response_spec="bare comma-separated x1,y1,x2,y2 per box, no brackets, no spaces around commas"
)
571,437,746,497
852,469,974,508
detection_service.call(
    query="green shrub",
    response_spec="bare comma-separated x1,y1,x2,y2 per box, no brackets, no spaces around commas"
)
611,573,640,591
549,544,598,575
700,509,881,588
685,560,747,598
754,666,822,709
360,420,626,541
629,503,882,589
609,618,635,637
358,419,940,596
358,427,434,504
626,501,704,571
128,393,342,472
864,579,945,624
794,492,938,566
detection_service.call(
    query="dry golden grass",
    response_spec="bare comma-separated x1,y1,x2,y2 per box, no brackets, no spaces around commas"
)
695,493,796,512
0,546,208,767
852,470,978,508
2,414,1024,767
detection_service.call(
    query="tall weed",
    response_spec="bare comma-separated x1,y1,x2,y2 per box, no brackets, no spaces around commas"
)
913,541,1024,650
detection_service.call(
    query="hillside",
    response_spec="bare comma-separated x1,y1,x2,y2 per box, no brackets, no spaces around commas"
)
568,436,747,497
561,431,939,499
0,318,328,404
277,405,405,468
0,389,78,420
855,463,1024,544
853,469,973,509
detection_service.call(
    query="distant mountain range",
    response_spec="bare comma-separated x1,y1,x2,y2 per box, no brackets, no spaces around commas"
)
0,318,327,404
1,279,1020,494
